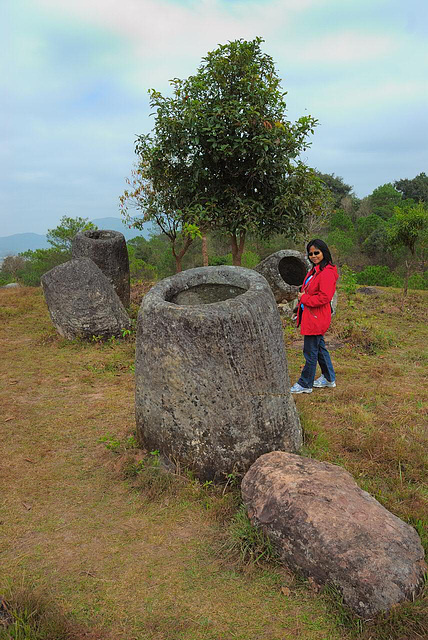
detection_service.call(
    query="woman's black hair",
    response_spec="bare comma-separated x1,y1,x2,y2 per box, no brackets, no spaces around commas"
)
306,239,334,271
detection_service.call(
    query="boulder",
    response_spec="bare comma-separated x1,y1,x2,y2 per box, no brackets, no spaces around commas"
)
254,250,311,303
72,229,130,307
41,258,131,340
242,451,426,618
135,266,302,481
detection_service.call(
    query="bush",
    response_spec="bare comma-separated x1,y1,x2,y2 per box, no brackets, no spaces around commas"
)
16,249,69,286
356,265,402,288
0,272,13,286
408,272,428,290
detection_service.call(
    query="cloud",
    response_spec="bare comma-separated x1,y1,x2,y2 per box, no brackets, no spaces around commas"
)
3,0,428,235
297,30,395,63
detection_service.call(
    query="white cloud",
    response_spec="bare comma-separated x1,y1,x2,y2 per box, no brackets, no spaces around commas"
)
35,0,319,69
296,30,395,63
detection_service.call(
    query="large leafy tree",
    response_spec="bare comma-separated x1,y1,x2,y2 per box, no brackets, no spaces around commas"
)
394,172,428,203
315,172,353,208
368,183,402,219
388,202,428,295
128,38,326,266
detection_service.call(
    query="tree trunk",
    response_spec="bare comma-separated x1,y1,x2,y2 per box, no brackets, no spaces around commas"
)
230,231,246,266
202,234,209,267
403,260,410,297
171,236,193,273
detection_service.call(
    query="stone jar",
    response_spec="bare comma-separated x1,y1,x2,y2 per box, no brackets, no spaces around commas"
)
135,266,302,481
254,250,310,303
41,258,131,340
72,229,130,307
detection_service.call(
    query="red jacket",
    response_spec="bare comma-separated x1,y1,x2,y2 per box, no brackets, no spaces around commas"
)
297,264,339,335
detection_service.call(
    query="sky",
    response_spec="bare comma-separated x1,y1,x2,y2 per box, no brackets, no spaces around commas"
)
2,0,427,236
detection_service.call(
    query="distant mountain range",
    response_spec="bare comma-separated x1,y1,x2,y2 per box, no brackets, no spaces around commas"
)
0,217,153,258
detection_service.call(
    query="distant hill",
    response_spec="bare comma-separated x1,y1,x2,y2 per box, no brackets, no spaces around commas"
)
0,233,49,258
0,218,154,257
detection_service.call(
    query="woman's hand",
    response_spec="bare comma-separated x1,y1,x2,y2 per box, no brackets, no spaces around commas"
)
297,292,303,302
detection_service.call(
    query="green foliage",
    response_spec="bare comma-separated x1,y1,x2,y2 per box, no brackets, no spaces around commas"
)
369,183,402,219
46,215,96,254
222,504,278,565
316,172,353,208
8,216,100,287
0,584,82,640
124,450,185,501
129,37,326,264
361,225,390,261
394,172,428,203
0,272,14,286
216,250,260,268
387,202,428,295
98,434,122,453
388,202,428,257
356,265,402,287
408,272,428,290
339,265,357,306
356,213,385,244
327,229,356,262
17,248,68,286
329,209,354,233
127,244,158,281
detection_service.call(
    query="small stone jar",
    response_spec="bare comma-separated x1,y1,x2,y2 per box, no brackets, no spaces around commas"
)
135,266,302,481
254,250,311,303
72,229,130,307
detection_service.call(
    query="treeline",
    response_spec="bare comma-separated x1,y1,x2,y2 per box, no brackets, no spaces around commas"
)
1,173,427,292
126,172,428,291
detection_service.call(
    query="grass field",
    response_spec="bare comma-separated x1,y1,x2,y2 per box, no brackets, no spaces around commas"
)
0,284,426,640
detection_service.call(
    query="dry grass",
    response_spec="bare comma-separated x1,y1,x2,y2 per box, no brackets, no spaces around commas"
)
0,284,427,640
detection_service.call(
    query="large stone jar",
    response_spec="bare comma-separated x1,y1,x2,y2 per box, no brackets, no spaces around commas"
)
41,258,131,340
254,250,310,303
72,229,130,307
135,266,302,481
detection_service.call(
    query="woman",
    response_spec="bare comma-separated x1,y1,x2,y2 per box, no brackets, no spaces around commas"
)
290,239,338,394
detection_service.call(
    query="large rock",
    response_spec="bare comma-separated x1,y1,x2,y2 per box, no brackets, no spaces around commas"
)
242,451,426,618
72,229,130,307
41,258,131,340
254,250,311,303
135,266,302,481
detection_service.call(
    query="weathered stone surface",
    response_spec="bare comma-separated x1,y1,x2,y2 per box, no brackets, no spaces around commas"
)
72,229,130,307
135,266,302,481
242,451,427,618
41,258,131,340
254,250,311,303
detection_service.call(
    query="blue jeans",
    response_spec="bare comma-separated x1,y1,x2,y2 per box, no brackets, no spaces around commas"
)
298,335,335,389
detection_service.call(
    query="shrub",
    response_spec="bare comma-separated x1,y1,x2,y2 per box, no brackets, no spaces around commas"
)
17,249,68,286
356,265,402,287
408,272,428,290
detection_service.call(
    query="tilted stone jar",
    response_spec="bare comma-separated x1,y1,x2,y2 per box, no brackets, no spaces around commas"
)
254,250,311,303
72,229,130,307
135,266,302,481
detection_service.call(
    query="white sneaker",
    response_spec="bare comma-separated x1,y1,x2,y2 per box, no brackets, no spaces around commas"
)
290,382,312,394
313,375,336,388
